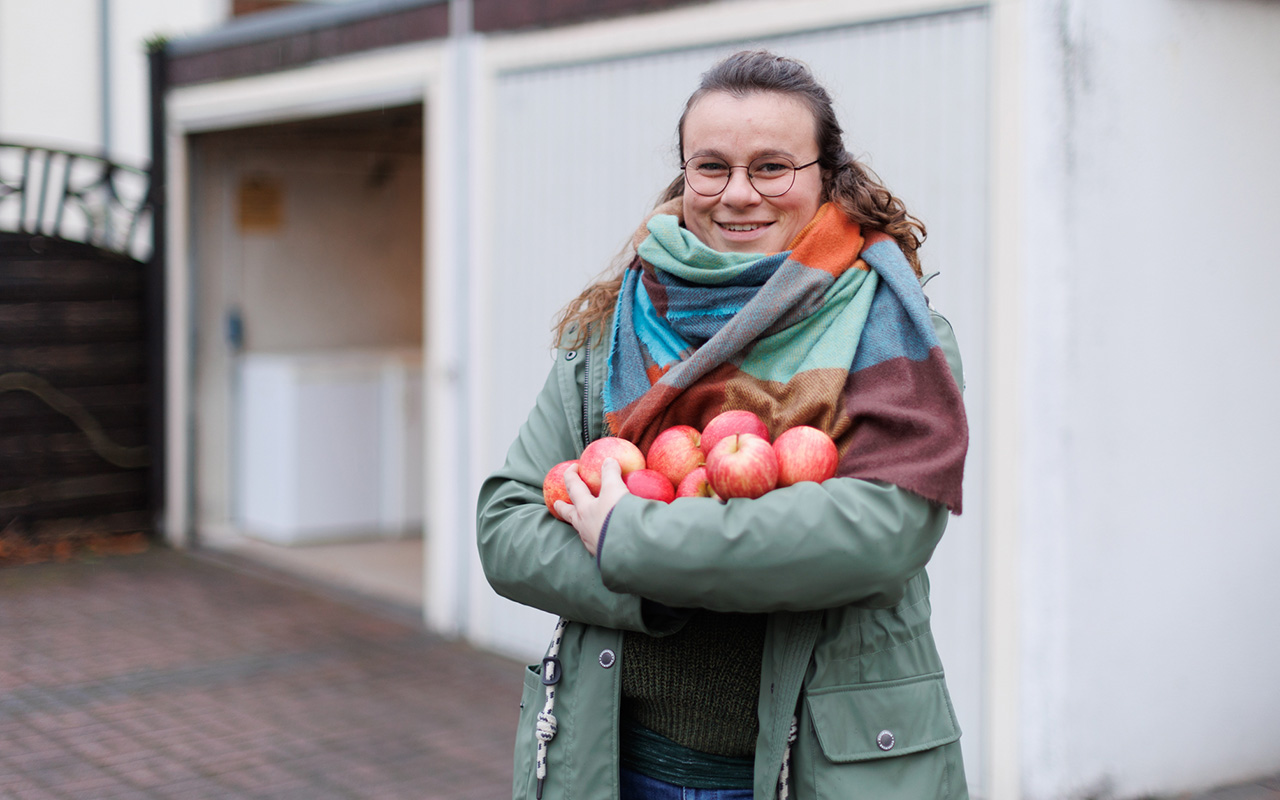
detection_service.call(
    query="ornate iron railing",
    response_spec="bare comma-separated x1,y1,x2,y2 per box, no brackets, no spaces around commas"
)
0,142,153,261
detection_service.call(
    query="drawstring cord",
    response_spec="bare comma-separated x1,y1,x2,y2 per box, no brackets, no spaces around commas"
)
535,617,568,800
777,714,799,799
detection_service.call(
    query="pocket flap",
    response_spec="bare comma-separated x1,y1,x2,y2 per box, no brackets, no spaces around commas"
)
805,673,961,762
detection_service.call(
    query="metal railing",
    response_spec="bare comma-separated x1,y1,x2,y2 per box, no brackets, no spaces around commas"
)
0,142,153,262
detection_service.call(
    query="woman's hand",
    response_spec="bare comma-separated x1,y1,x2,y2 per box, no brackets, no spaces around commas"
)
555,459,630,558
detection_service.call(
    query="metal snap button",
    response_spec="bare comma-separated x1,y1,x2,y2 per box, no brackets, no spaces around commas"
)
565,350,577,361
876,730,895,751
598,649,616,669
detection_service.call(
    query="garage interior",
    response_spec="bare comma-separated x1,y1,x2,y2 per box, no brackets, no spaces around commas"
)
188,104,427,610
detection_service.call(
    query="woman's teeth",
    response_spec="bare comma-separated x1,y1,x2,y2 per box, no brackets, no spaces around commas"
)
721,223,766,232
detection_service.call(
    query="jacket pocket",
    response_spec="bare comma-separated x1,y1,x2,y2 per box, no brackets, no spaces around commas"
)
795,673,967,799
512,663,543,800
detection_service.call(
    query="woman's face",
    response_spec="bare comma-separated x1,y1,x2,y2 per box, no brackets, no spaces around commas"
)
681,90,824,254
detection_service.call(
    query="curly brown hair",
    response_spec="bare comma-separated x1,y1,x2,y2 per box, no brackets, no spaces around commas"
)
553,50,926,349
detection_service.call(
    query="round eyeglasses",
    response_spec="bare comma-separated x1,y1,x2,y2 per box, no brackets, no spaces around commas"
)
681,155,820,198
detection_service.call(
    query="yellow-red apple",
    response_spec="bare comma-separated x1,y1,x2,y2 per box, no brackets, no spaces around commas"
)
543,460,577,521
675,466,720,500
646,425,705,487
701,410,770,456
578,436,645,495
705,433,778,499
625,468,676,503
773,426,839,487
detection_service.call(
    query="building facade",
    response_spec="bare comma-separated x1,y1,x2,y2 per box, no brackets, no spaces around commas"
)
6,1,1279,798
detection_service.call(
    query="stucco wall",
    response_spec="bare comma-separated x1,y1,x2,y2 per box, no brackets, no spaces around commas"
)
0,0,100,150
1021,1,1280,797
0,0,224,161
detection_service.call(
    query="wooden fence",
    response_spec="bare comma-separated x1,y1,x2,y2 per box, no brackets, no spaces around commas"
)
1,143,156,563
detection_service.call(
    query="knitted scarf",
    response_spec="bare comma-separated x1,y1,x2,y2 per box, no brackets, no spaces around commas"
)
604,201,968,513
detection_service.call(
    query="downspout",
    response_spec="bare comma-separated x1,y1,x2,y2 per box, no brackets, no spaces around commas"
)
449,0,474,633
986,1,1026,797
100,0,111,155
146,39,168,539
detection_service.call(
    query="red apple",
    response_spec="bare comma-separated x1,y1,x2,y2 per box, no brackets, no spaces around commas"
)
773,426,839,487
625,468,676,503
705,433,778,500
542,460,577,521
701,409,770,456
577,436,646,495
675,466,721,500
646,425,705,487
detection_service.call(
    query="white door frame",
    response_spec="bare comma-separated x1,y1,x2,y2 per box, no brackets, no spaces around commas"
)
161,42,463,625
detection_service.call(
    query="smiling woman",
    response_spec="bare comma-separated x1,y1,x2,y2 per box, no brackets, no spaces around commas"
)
552,51,929,352
477,50,971,800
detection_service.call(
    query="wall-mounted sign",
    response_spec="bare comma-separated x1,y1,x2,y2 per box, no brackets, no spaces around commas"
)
238,174,283,232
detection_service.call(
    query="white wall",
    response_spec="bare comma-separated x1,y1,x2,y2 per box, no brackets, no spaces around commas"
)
1020,1,1280,797
110,0,230,162
212,152,424,352
0,0,100,150
0,0,224,161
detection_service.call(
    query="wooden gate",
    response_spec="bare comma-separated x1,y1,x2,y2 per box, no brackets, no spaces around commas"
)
0,143,158,563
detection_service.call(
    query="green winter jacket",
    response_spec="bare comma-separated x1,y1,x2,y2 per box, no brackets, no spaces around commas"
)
476,298,970,800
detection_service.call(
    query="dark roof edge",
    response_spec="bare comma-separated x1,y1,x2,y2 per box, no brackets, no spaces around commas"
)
167,0,448,57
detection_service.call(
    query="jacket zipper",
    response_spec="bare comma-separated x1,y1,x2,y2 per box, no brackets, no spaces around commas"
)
580,322,592,449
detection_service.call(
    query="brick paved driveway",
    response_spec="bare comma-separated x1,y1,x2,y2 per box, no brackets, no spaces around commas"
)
4,548,1279,800
0,548,523,799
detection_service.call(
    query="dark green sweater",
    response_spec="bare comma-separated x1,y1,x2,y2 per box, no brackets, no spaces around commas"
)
621,610,768,757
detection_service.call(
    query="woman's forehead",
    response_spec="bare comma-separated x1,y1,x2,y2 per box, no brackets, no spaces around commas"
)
682,91,817,154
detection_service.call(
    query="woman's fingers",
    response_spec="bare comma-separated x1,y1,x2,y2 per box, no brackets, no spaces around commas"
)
596,457,629,506
553,499,579,527
558,457,631,558
563,463,592,505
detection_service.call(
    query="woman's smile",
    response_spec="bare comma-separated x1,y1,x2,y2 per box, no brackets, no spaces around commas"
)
718,221,770,231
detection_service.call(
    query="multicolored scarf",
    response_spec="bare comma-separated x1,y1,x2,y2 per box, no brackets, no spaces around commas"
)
604,201,968,513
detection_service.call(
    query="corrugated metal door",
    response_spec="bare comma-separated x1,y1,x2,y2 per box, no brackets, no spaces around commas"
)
477,7,989,788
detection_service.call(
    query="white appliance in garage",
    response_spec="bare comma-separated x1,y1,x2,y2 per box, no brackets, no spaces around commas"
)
235,348,423,545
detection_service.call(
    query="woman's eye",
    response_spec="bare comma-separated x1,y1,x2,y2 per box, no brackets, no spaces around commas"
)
752,161,790,176
694,160,729,174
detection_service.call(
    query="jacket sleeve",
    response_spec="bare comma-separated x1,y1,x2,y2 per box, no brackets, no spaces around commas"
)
597,310,966,613
598,478,943,612
475,352,666,634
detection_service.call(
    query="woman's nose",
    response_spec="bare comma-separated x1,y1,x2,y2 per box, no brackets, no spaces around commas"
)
720,167,762,206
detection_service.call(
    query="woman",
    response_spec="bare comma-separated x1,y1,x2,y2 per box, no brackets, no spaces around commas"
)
477,50,970,800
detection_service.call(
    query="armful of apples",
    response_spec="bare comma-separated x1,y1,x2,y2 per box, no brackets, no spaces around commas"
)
543,411,841,557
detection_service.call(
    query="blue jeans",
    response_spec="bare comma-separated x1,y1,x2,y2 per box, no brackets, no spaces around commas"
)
619,767,754,800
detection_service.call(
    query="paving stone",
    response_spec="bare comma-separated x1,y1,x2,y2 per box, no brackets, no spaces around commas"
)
1,548,521,799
